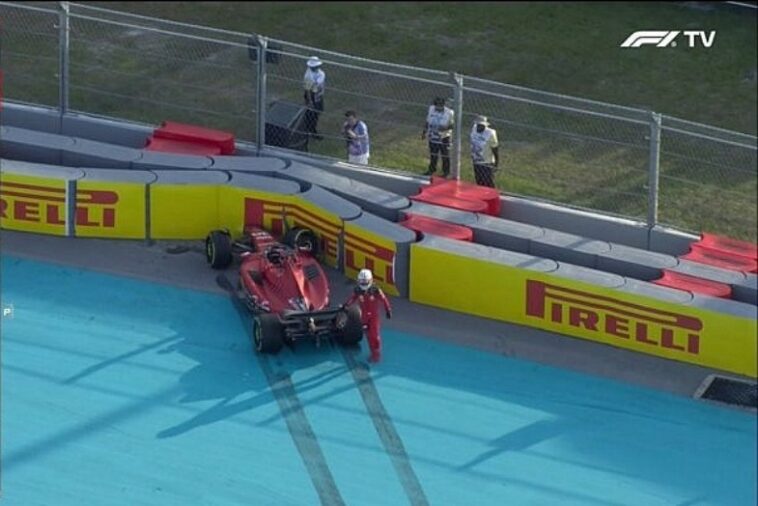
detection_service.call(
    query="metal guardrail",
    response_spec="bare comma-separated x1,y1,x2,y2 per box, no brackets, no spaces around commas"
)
0,1,755,240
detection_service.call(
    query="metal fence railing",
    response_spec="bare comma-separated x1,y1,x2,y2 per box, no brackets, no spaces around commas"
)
1,1,756,241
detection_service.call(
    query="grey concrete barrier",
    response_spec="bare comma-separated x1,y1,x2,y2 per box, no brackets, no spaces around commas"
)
61,113,153,148
670,259,747,286
687,294,758,320
210,155,288,174
278,162,411,222
0,102,61,133
261,147,426,197
500,194,652,250
732,274,758,306
648,225,699,256
597,243,679,281
529,229,611,269
343,211,417,297
81,168,156,184
471,214,545,254
415,234,559,273
401,200,478,226
231,145,259,156
228,171,301,195
151,170,230,184
551,262,626,289
1,158,84,180
403,201,553,255
132,151,213,170
320,163,425,197
1,126,75,165
618,278,694,305
62,138,143,169
295,184,362,222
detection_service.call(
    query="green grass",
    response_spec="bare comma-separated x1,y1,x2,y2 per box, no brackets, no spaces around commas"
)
93,1,757,134
1,1,755,240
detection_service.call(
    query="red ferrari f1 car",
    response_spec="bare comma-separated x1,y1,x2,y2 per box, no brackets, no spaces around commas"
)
205,226,363,354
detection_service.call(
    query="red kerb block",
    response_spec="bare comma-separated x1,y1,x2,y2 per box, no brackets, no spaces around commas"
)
653,270,732,299
423,178,500,216
681,243,757,273
697,233,757,261
399,213,473,242
153,121,235,154
410,193,488,214
145,136,222,156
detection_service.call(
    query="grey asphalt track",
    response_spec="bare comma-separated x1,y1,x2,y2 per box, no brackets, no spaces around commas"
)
0,229,740,399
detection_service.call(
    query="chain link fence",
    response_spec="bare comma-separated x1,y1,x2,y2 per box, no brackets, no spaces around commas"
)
659,116,757,242
66,3,259,141
0,3,59,107
262,39,456,172
462,81,652,221
1,1,756,241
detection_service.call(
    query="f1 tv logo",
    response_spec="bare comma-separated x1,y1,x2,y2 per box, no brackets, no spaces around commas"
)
620,31,716,48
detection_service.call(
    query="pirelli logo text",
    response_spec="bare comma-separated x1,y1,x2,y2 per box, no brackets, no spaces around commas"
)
244,197,399,291
0,181,119,229
244,197,340,263
344,229,396,288
244,198,286,237
525,280,703,355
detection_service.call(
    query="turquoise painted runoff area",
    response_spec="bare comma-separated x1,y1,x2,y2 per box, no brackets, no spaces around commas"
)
1,256,756,506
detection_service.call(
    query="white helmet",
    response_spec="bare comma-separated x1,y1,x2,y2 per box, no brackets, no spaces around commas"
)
357,269,373,290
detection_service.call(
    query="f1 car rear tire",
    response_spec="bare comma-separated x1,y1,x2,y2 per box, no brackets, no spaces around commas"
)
284,227,319,256
254,313,284,354
335,304,363,346
206,230,233,269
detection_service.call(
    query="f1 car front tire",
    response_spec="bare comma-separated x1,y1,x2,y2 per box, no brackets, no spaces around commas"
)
254,313,284,354
335,304,363,346
206,230,233,269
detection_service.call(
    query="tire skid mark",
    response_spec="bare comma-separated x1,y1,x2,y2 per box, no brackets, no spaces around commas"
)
340,347,430,506
217,274,346,506
257,354,346,506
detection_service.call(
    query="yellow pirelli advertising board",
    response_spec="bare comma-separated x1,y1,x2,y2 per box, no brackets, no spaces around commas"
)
74,180,146,239
218,185,292,239
343,221,400,296
410,244,758,377
0,173,69,235
151,184,221,239
283,199,342,269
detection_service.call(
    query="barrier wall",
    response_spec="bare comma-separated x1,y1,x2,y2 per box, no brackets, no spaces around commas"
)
0,161,81,235
278,162,411,222
150,171,229,239
344,212,416,297
2,107,756,377
210,155,287,174
75,169,155,239
219,172,301,239
410,235,757,377
286,185,362,269
2,103,705,256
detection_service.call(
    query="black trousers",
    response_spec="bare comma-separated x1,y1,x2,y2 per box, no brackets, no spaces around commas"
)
473,163,497,188
304,99,324,135
428,137,451,176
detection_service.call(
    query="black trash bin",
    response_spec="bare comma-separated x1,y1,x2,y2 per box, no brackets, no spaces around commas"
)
264,101,309,152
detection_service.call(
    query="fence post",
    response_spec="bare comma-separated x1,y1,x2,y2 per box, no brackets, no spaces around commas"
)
58,1,70,116
647,112,662,228
451,72,464,180
255,35,268,155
